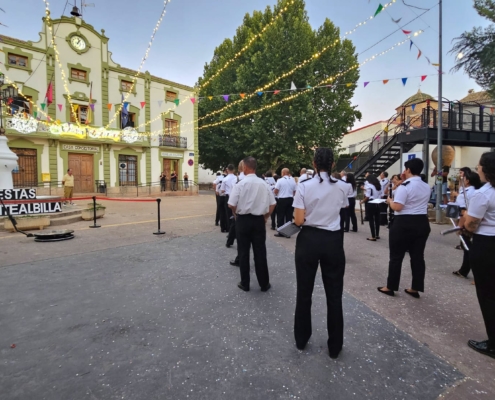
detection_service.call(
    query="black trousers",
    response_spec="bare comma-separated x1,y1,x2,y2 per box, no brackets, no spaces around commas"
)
366,203,381,238
271,201,277,229
237,214,269,288
218,196,228,232
344,197,357,232
227,218,236,246
339,208,346,238
225,195,236,245
277,197,294,228
387,215,430,292
379,201,389,226
295,227,346,353
458,234,472,277
215,194,220,224
470,234,495,344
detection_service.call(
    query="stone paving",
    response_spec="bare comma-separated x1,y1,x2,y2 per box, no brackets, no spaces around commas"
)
0,194,493,399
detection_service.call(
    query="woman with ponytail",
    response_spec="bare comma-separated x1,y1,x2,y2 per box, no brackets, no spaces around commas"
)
292,147,348,359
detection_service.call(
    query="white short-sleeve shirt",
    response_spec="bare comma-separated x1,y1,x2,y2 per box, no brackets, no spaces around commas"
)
467,183,495,236
293,172,348,231
228,174,276,215
275,176,296,198
214,175,225,194
393,176,430,215
365,184,381,200
220,173,237,196
456,185,476,209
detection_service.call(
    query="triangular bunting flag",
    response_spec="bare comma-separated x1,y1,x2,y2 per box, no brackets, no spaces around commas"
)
306,85,312,89
107,103,113,111
222,95,229,102
208,96,213,100
402,30,412,34
240,93,246,99
173,99,180,106
190,98,196,104
157,100,163,107
412,104,416,111
391,17,402,24
384,126,389,133
273,90,280,95
410,41,413,50
491,107,494,114
140,101,146,109
417,50,422,60
34,111,37,118
364,82,369,88
47,116,51,122
257,92,263,96
41,103,46,111
421,75,427,82
373,4,383,17
432,63,440,67
383,80,389,85
402,78,408,86
290,81,297,91
57,104,62,111
346,83,352,87
425,56,431,64
90,103,95,111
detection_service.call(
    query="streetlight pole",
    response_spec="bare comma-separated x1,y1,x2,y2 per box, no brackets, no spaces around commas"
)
435,0,443,223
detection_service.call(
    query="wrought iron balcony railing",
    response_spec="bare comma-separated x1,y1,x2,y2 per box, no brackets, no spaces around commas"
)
158,135,187,148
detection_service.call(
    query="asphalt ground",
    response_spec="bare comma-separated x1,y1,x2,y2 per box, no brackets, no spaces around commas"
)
0,194,493,399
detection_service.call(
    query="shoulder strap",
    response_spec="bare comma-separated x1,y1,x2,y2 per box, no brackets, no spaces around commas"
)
401,181,411,186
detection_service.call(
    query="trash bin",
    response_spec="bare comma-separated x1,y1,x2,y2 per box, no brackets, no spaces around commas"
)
95,180,106,194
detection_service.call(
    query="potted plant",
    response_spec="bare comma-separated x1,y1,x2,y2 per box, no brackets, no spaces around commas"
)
4,214,51,232
81,202,106,221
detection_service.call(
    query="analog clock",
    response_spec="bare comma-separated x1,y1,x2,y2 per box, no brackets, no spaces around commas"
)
70,35,87,51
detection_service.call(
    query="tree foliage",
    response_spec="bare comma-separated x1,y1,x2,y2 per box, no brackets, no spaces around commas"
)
197,0,361,174
451,0,495,98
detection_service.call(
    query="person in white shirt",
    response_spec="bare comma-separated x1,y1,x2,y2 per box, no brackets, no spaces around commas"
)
459,152,495,359
229,161,245,266
344,173,358,232
228,157,276,292
213,172,222,226
274,168,297,237
452,171,482,279
340,170,347,182
360,174,382,241
264,171,277,230
215,170,228,232
221,164,237,246
379,171,390,226
293,147,348,359
299,168,308,183
378,158,431,298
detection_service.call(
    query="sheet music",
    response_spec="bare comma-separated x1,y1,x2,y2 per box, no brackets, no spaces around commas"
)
276,221,302,237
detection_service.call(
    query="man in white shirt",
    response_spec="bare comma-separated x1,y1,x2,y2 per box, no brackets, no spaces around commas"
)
379,171,390,226
274,168,297,237
228,156,276,292
213,172,222,226
340,170,347,182
221,164,237,245
299,168,308,183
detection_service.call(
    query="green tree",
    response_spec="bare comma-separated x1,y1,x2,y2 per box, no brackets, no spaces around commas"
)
451,0,495,98
198,0,361,174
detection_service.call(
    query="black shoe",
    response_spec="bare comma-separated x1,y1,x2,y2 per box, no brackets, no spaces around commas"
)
261,283,271,292
237,282,249,292
274,233,284,237
377,287,394,296
468,340,495,359
351,229,357,233
215,222,219,226
221,229,227,233
296,342,306,350
343,230,349,233
230,260,239,266
329,349,341,359
271,226,276,230
226,242,231,248
404,289,420,298
453,270,468,278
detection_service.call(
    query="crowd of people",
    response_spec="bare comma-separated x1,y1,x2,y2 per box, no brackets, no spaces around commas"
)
210,150,495,361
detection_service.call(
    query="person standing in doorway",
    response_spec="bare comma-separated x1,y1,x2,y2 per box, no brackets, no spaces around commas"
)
228,156,276,292
274,168,296,237
171,170,177,191
62,168,75,205
184,172,189,191
160,172,166,192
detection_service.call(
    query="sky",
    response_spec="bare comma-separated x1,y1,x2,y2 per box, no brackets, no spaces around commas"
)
1,0,490,128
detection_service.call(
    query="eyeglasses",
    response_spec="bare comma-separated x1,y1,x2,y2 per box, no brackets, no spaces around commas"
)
475,165,479,172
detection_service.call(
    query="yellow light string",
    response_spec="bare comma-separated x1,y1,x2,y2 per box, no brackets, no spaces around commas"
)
194,0,397,124
43,1,82,127
199,0,295,90
105,0,171,130
197,32,422,131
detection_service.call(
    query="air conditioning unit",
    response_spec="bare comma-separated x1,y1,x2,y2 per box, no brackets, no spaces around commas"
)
119,162,127,169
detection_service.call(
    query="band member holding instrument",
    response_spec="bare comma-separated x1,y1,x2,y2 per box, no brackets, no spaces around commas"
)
378,158,431,298
459,152,495,359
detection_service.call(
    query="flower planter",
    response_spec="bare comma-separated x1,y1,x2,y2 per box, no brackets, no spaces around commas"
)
81,208,106,221
4,215,51,232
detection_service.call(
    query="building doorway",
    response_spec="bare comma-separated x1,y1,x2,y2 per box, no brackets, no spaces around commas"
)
68,153,94,193
11,148,38,188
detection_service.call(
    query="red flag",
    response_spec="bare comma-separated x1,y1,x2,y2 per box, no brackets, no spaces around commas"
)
383,80,389,85
421,75,427,82
417,49,422,60
273,90,280,95
140,101,146,109
402,29,412,35
45,82,53,105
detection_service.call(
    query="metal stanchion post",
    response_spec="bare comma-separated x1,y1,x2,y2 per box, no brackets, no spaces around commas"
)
89,196,101,228
153,198,166,235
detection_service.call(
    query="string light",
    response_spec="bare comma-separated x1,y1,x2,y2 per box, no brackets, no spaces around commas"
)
197,33,422,131
105,0,171,130
199,0,296,90
43,0,81,126
195,0,398,124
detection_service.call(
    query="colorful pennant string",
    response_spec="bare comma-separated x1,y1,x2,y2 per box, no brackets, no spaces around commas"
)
158,100,163,107
222,95,229,102
107,103,113,111
140,101,146,109
364,82,369,87
57,104,62,111
257,92,263,96
411,104,416,111
173,99,180,106
273,90,280,95
190,98,196,104
402,29,412,34
402,78,407,86
383,80,389,85
374,4,384,18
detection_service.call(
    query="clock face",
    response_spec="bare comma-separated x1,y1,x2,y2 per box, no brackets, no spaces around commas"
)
71,36,86,51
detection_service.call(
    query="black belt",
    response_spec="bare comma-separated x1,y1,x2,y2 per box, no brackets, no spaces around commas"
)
237,213,263,217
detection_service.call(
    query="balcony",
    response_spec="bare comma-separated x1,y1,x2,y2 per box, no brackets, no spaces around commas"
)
158,135,187,149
